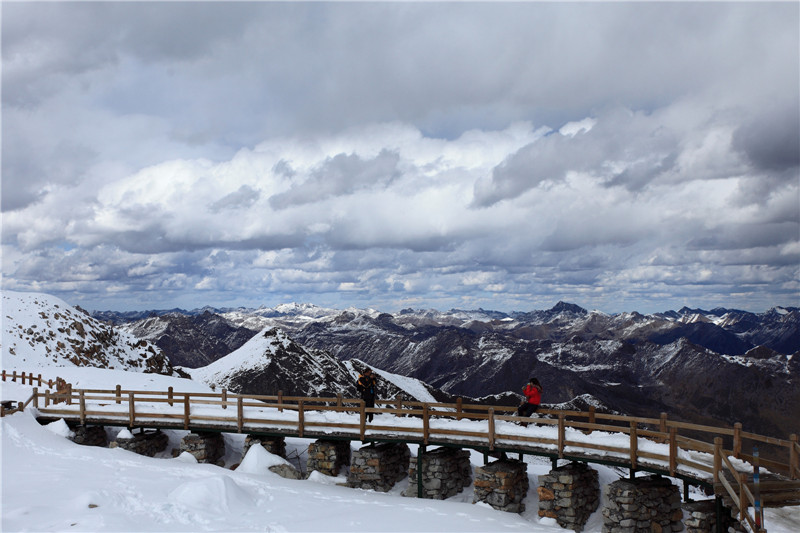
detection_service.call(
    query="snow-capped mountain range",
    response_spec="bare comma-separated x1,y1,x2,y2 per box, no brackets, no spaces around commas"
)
3,290,798,450
100,298,798,445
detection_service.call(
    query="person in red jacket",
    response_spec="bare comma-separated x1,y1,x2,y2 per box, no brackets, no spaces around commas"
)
516,377,542,426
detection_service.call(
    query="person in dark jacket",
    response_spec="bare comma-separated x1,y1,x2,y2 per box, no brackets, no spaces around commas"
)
516,377,542,426
356,368,378,422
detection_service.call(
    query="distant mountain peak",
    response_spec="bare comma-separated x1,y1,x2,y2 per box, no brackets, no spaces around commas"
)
550,301,588,315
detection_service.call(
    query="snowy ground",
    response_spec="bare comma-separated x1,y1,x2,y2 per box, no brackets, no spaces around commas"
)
2,369,800,533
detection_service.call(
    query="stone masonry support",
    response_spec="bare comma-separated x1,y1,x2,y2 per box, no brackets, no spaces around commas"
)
347,442,410,492
473,458,529,513
537,461,600,532
602,475,683,533
403,446,472,499
306,439,351,477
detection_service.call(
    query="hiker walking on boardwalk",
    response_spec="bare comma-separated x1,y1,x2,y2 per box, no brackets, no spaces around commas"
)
356,368,378,422
516,377,542,426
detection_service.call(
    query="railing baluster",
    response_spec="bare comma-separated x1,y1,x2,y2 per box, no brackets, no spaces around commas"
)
488,408,495,451
423,404,430,445
183,394,190,430
128,392,135,428
298,400,305,438
629,420,638,470
734,422,742,458
80,390,86,425
669,427,677,476
237,396,243,433
557,413,565,459
359,400,366,440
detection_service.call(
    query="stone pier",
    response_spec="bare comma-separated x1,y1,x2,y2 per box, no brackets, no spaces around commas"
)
306,439,351,477
347,442,410,492
683,500,745,533
69,425,108,447
179,432,225,465
538,462,600,532
473,458,529,513
110,429,168,457
403,446,472,499
602,475,683,533
242,435,286,460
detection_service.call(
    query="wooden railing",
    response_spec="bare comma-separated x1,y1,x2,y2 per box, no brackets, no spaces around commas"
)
3,373,797,532
0,370,64,417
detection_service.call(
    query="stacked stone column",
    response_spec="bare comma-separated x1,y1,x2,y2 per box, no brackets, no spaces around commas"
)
347,442,410,492
70,425,108,447
179,431,225,465
473,458,529,513
403,446,472,499
243,435,287,459
538,461,600,532
602,475,683,533
111,429,169,457
306,439,351,476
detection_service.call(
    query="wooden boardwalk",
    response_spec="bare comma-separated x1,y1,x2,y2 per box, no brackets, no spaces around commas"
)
3,370,799,533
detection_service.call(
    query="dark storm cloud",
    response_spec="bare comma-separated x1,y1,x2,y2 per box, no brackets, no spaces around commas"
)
732,104,800,173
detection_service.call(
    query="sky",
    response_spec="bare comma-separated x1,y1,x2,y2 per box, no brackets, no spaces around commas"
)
2,1,799,315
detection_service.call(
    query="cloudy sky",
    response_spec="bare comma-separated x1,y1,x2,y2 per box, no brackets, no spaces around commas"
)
2,2,798,314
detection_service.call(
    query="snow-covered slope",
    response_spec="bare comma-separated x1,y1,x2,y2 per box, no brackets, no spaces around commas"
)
187,327,444,403
1,290,174,374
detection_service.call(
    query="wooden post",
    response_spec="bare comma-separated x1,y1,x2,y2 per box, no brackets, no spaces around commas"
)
80,390,86,425
587,406,595,434
21,372,26,384
32,387,39,409
337,393,343,409
66,384,72,405
456,397,463,420
183,394,190,430
753,446,763,531
423,404,430,445
168,386,173,407
128,392,135,427
11,371,17,382
558,412,565,459
359,400,366,441
115,385,122,404
738,472,748,522
298,400,305,438
396,397,402,414
45,389,51,408
790,434,798,480
417,445,425,498
629,420,638,470
221,389,227,410
237,396,243,433
37,374,42,386
669,427,678,476
733,422,742,458
660,412,668,441
2,370,5,381
488,408,495,451
278,391,283,412
713,437,723,484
